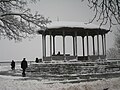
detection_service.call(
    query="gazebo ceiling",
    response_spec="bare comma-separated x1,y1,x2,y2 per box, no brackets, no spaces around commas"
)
38,21,109,36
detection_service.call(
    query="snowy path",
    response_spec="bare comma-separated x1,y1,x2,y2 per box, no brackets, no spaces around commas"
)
0,74,120,90
0,65,120,90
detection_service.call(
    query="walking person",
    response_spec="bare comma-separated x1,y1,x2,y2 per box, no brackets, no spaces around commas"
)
21,58,28,77
11,60,15,70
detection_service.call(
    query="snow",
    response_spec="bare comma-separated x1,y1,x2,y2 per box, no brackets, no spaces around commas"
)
32,61,96,65
0,75,120,90
0,64,120,90
0,65,20,71
46,21,108,30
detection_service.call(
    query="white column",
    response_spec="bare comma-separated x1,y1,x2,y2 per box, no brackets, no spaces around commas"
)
97,34,99,56
86,32,89,56
73,36,75,56
82,36,85,56
63,31,66,60
102,35,105,55
44,35,46,57
75,31,77,56
53,35,55,55
104,34,106,56
50,32,52,58
92,36,95,55
42,34,46,59
42,34,45,58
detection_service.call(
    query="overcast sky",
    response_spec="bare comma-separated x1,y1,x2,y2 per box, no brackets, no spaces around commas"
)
0,0,115,61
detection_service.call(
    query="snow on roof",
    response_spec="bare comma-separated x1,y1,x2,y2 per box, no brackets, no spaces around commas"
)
46,21,108,30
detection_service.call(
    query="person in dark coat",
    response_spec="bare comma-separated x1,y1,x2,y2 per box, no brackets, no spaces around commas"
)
11,60,15,70
21,58,28,77
35,58,39,63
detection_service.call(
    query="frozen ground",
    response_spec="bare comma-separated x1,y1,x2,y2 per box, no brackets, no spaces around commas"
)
0,65,120,90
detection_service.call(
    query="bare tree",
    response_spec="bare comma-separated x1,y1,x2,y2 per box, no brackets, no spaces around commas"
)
107,47,119,59
0,0,50,41
82,0,120,30
107,27,120,58
115,28,120,51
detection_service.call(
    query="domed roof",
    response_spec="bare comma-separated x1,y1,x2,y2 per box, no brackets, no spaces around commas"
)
46,21,106,30
38,21,109,36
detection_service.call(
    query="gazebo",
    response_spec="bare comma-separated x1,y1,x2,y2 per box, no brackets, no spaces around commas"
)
38,21,109,62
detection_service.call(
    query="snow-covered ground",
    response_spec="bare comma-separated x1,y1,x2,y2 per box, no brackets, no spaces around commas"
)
0,65,120,90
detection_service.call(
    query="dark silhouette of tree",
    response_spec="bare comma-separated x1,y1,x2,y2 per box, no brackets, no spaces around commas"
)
0,0,50,41
82,0,120,30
